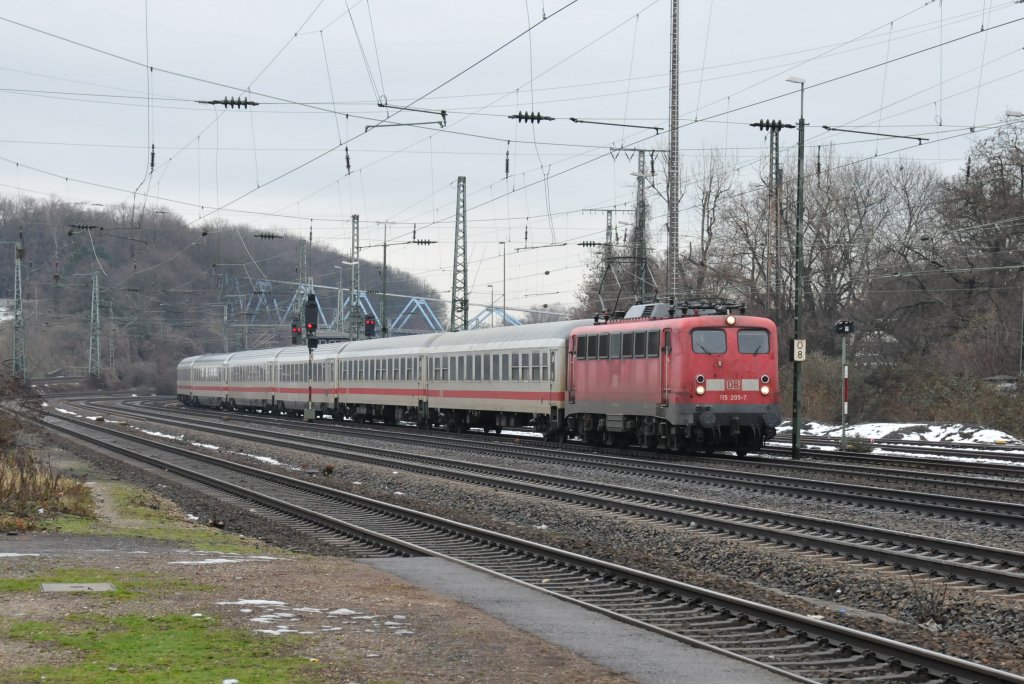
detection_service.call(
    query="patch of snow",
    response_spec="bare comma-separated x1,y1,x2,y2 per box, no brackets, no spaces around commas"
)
777,421,1021,445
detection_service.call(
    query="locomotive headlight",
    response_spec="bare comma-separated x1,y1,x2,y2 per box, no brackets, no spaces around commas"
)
725,315,736,326
760,385,770,396
696,385,706,396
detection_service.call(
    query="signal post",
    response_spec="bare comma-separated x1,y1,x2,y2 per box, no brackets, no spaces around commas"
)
303,293,319,422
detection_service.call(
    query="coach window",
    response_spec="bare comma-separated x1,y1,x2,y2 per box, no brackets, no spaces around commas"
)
610,333,621,359
472,354,480,381
647,331,660,357
692,329,727,354
511,353,520,381
483,355,491,381
598,334,610,359
543,352,550,381
531,352,541,381
633,331,647,357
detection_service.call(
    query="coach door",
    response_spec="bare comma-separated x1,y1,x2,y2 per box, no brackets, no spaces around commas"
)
660,329,672,406
567,335,577,403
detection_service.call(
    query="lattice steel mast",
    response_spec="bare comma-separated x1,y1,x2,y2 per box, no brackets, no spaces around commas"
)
450,176,468,331
12,240,25,380
88,271,101,378
666,0,681,302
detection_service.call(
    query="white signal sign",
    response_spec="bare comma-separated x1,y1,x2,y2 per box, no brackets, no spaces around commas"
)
793,339,807,362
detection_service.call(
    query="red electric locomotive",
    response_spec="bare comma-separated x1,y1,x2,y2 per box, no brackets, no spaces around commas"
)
564,301,780,456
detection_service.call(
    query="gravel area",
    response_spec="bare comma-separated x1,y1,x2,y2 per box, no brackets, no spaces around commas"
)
31,401,1024,677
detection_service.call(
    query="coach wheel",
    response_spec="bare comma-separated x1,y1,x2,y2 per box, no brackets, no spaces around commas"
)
493,427,502,435
643,434,659,450
227,399,237,412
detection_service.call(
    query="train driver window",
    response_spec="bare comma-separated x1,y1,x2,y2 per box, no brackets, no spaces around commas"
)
692,329,727,354
621,332,634,358
647,331,660,357
634,331,647,357
738,329,770,354
610,333,621,359
598,334,610,359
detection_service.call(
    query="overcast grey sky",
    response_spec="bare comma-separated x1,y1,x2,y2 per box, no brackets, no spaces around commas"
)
2,1,1022,317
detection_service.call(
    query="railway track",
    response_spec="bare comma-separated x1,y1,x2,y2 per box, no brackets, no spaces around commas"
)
36,409,1024,684
63,398,1024,593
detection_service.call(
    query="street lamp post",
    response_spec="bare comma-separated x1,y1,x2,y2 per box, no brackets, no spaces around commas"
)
787,75,807,460
488,284,494,328
499,241,507,326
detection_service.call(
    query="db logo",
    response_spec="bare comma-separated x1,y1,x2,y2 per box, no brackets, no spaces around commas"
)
726,380,740,390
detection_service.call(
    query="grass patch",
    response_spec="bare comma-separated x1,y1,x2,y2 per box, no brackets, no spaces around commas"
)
0,411,95,532
3,613,322,683
39,483,278,555
0,568,210,597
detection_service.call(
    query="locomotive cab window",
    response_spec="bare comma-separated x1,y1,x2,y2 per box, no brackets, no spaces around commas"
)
738,329,770,354
692,329,727,354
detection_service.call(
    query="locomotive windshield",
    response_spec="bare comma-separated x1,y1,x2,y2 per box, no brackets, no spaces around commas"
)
738,329,770,354
691,329,726,354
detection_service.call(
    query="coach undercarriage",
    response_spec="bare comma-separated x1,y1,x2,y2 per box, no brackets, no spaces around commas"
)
332,400,554,437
